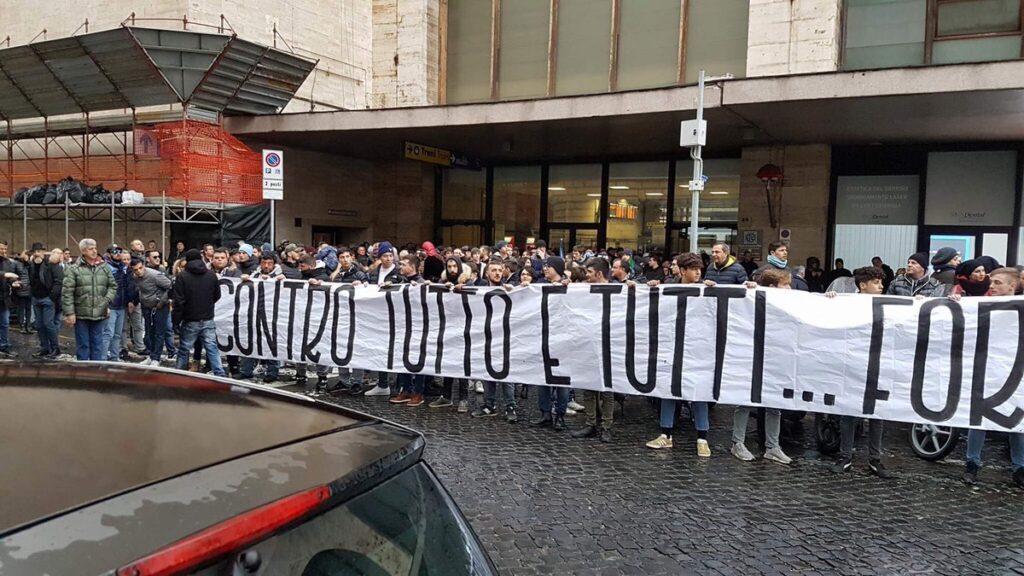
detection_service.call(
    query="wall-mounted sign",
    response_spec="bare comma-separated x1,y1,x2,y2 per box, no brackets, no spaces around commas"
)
262,149,284,201
925,151,1016,227
404,141,481,170
836,175,918,225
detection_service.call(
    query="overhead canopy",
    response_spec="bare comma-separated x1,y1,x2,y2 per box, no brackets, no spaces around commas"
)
0,26,317,121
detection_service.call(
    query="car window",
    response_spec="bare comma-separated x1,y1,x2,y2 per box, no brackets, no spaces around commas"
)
195,463,491,576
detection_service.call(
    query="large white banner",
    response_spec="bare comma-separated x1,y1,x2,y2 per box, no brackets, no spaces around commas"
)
214,279,1024,433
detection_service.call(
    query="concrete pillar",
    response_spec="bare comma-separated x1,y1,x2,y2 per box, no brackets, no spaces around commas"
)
737,144,831,266
747,0,841,78
372,0,442,108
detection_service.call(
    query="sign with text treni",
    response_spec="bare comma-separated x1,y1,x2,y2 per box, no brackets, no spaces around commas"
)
215,281,1024,433
404,142,452,167
262,150,284,200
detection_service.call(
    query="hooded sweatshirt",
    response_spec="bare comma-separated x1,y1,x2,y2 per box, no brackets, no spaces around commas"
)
172,257,221,324
421,241,446,283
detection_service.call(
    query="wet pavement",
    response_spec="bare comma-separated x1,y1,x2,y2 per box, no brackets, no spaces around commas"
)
14,328,1024,575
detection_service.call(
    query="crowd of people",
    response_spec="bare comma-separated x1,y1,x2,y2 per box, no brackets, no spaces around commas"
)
5,235,1022,489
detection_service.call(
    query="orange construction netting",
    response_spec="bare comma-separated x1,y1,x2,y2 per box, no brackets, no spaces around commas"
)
1,120,263,205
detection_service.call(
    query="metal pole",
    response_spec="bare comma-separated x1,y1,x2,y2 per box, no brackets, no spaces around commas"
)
270,199,275,246
161,191,166,259
688,70,705,254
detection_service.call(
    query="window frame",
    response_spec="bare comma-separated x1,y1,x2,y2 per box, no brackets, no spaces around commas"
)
841,0,1024,69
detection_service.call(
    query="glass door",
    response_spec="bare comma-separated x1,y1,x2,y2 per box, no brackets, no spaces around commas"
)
922,226,1015,267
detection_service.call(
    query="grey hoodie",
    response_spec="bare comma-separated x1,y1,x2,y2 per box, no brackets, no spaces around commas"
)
135,266,172,309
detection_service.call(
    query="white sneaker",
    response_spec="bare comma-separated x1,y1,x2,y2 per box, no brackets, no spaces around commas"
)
567,400,584,411
138,358,153,367
697,439,711,458
565,408,577,416
364,385,391,397
763,446,792,465
474,380,484,393
731,443,755,462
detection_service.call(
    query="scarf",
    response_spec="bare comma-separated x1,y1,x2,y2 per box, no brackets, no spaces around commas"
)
956,275,991,297
767,255,788,269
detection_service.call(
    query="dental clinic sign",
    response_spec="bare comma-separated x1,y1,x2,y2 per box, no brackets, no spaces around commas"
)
262,150,284,201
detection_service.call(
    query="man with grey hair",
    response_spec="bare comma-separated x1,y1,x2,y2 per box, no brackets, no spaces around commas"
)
704,242,748,286
62,238,117,360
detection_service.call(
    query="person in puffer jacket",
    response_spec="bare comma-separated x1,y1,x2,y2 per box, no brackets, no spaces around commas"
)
703,242,748,286
62,238,117,361
886,252,947,297
316,243,339,275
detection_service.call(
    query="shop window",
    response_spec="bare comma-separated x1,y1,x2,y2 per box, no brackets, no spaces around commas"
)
442,170,486,220
924,151,1017,226
844,0,927,70
547,164,602,223
617,0,681,90
447,0,493,103
554,0,613,95
606,162,669,251
684,0,749,84
493,166,541,247
498,0,550,99
673,159,740,223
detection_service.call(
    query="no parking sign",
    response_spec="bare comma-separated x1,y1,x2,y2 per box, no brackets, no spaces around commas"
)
262,150,284,200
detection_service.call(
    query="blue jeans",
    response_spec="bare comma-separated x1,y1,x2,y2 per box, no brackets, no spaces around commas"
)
164,313,176,355
103,307,126,360
143,306,169,361
397,373,427,394
537,386,570,416
175,320,225,376
239,357,279,379
660,400,710,432
32,297,58,354
0,307,10,352
483,381,516,410
74,319,106,361
967,429,1024,472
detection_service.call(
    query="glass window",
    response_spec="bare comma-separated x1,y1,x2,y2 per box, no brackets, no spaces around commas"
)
674,159,740,223
547,164,602,223
684,0,749,84
442,170,486,220
937,0,1020,36
925,151,1017,226
932,36,1022,64
606,162,669,251
493,166,541,247
447,0,493,103
555,0,612,95
844,0,927,70
200,463,492,575
441,224,483,248
617,0,681,91
498,0,550,99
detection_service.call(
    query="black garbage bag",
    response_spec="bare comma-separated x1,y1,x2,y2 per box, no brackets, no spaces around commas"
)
81,184,97,204
92,185,110,204
113,191,122,204
68,181,86,203
26,185,47,204
41,185,57,204
13,188,27,204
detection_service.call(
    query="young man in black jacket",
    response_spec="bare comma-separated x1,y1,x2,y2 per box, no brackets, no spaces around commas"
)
173,249,225,376
29,243,63,357
388,254,429,407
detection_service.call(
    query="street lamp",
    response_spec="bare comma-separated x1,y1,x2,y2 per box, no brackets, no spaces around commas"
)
680,70,734,253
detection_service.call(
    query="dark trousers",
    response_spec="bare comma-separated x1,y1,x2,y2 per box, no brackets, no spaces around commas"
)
142,306,169,362
839,416,884,461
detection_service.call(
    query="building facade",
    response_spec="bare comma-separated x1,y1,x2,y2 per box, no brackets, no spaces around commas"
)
8,0,1024,267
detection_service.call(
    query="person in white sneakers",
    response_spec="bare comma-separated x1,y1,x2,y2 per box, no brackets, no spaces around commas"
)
645,253,712,458
732,268,792,465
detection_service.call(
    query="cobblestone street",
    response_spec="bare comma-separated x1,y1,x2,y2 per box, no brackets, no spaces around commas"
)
19,327,1024,575
312,381,1024,576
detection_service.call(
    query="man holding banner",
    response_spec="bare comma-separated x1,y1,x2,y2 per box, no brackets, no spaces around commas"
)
962,266,1024,488
571,258,616,443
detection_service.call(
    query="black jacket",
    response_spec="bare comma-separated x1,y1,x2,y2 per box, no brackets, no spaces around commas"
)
29,260,63,303
0,258,29,298
302,266,331,282
334,265,368,284
368,264,402,285
172,259,221,324
279,262,303,280
705,256,749,286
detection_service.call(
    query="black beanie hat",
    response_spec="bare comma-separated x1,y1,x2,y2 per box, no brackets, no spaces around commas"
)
544,256,566,277
909,252,929,270
184,249,203,262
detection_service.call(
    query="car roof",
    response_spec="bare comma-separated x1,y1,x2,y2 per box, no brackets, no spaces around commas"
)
0,363,384,535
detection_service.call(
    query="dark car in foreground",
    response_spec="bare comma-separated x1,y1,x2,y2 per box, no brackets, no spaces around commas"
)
0,363,495,575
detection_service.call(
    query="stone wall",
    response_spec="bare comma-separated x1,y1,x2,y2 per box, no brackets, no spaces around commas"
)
746,0,841,77
737,144,831,266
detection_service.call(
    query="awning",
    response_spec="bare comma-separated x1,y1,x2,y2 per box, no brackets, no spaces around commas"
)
0,26,317,121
